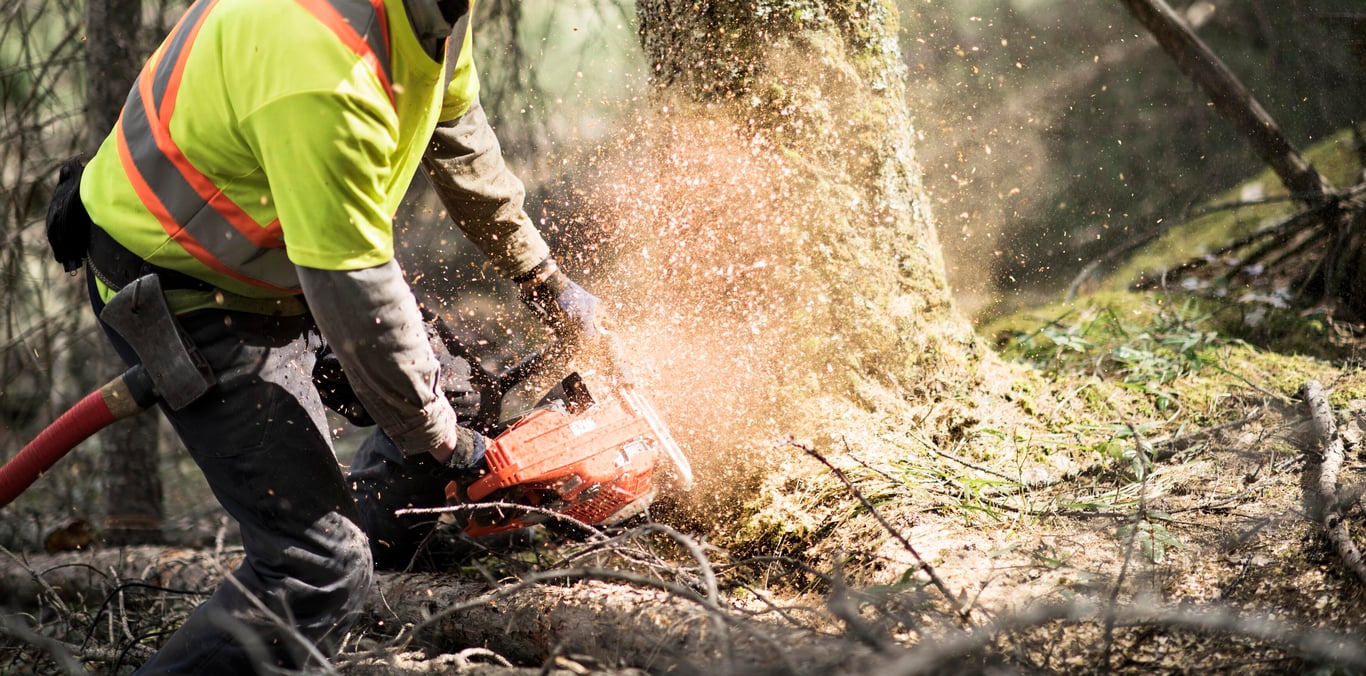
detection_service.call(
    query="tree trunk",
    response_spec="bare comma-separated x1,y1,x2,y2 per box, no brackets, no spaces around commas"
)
628,0,973,381
85,0,164,547
589,1,987,544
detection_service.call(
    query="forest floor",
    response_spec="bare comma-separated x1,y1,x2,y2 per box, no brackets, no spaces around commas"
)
5,258,1364,675
4,138,1366,675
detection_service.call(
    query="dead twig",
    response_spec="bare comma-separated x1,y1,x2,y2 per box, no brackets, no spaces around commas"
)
393,501,608,542
552,522,720,606
1298,380,1366,584
385,566,799,675
0,613,84,675
1100,422,1157,670
790,439,972,624
880,600,1366,675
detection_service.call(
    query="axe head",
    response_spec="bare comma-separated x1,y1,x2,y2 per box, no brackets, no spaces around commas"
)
99,274,215,410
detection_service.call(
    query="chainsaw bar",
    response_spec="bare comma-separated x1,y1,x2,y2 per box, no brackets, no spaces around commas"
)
619,386,693,491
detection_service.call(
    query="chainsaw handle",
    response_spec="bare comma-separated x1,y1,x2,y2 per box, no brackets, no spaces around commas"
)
427,313,574,434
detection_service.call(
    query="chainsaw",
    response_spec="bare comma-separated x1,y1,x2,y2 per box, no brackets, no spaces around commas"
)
429,315,694,538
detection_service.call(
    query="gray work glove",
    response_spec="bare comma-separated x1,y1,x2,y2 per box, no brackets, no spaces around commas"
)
517,259,601,341
445,426,490,472
439,425,492,505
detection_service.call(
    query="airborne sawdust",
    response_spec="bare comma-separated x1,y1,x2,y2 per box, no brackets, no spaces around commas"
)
543,96,1059,557
553,101,833,534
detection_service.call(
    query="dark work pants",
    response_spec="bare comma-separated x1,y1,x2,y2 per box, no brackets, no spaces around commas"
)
346,431,453,571
88,273,373,674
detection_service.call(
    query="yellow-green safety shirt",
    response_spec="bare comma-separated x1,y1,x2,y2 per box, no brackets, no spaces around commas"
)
80,0,482,308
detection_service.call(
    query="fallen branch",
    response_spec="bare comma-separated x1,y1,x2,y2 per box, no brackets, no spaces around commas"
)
877,600,1366,675
791,439,972,624
1298,380,1366,585
0,612,85,675
0,545,878,674
1116,0,1333,206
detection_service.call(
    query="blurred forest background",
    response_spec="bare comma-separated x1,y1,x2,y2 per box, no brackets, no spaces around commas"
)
0,0,1362,549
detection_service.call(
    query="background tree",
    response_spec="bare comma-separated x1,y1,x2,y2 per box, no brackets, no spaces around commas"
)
0,0,101,549
897,0,1364,316
85,0,164,547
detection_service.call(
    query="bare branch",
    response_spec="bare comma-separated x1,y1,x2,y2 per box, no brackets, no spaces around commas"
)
1299,380,1366,584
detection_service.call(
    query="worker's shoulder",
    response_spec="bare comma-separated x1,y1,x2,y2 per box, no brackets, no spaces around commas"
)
205,0,351,48
198,0,378,84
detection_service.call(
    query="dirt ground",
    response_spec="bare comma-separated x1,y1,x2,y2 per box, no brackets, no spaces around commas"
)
4,307,1365,675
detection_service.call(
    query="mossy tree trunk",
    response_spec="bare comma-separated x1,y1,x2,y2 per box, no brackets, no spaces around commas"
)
623,0,978,421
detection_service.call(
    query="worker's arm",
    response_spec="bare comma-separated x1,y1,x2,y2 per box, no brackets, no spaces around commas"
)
296,261,484,467
421,97,550,280
423,99,607,345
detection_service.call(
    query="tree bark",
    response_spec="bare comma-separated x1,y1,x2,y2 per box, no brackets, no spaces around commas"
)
85,0,143,151
572,0,1000,567
84,0,164,546
612,0,979,423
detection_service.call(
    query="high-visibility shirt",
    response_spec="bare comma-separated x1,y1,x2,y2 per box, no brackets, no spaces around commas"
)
80,0,481,300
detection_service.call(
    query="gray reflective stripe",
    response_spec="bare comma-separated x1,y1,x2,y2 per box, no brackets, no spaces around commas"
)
151,0,214,108
333,0,394,90
116,0,400,293
120,83,299,290
443,10,470,87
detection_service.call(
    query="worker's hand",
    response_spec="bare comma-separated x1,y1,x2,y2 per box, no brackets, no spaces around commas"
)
429,425,490,473
518,259,601,341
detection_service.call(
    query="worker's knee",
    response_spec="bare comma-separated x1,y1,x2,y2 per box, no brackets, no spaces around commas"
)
263,512,373,632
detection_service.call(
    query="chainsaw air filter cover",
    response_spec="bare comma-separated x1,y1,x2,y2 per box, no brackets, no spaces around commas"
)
449,379,689,538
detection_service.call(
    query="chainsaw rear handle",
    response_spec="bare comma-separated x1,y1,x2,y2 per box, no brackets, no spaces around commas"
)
0,365,157,508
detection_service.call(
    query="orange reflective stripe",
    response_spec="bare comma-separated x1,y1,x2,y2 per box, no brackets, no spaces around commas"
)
148,0,283,249
115,117,266,289
138,39,283,250
117,0,293,291
293,0,396,108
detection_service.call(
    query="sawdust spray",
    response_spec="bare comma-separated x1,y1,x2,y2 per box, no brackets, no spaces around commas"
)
540,100,848,530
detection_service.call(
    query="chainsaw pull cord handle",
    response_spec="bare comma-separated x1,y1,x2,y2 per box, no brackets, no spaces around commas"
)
0,365,157,508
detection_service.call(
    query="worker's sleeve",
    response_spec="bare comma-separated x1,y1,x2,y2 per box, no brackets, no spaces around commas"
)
422,97,550,280
296,261,458,456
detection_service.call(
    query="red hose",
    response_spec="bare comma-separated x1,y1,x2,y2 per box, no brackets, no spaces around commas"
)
0,389,116,508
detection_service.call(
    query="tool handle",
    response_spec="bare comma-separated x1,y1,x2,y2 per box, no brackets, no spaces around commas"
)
0,367,155,508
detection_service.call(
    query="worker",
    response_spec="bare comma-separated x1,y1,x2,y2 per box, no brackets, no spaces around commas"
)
47,0,598,672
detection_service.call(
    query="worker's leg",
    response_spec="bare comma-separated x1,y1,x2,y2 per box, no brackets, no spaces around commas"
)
91,292,373,674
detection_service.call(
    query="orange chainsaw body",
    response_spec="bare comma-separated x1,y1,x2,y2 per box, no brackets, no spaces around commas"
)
446,385,688,537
